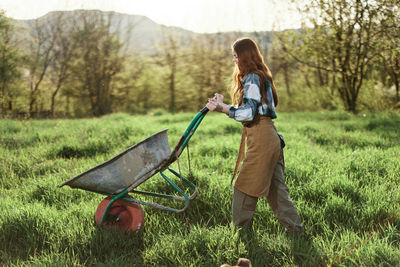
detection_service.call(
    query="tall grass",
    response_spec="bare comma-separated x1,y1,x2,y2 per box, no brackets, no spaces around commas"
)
1,111,399,266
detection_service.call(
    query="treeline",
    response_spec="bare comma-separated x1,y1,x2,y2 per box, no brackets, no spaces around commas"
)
277,0,400,113
0,1,399,118
0,10,239,118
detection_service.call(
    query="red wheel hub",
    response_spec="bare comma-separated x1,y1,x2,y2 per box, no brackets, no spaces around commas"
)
95,196,144,232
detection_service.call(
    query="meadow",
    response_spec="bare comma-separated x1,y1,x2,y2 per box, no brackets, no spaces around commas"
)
1,110,399,266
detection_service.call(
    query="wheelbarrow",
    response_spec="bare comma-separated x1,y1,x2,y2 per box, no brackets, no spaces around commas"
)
59,107,209,231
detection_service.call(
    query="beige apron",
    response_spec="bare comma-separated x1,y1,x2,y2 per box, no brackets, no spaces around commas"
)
231,116,281,197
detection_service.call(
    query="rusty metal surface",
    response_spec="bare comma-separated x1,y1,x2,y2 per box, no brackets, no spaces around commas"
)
59,129,171,194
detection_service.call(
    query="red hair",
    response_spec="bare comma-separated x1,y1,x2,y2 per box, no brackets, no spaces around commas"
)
230,37,278,107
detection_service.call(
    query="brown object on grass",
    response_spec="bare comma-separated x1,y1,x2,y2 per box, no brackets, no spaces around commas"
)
220,258,252,267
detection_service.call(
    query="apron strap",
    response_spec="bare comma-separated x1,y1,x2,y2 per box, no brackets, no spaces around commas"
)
231,126,246,185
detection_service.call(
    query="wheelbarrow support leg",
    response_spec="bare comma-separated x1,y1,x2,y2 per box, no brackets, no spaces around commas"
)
160,170,190,210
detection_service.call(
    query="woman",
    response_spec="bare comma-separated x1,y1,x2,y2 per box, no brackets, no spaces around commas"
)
206,37,303,234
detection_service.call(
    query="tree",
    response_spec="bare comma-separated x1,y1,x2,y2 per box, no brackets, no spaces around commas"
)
158,29,181,113
281,0,386,112
270,36,298,97
113,54,147,113
71,11,124,116
26,15,56,116
376,1,400,102
48,12,75,117
0,11,22,115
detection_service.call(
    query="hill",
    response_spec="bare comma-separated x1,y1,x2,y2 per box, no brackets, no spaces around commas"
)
11,9,274,54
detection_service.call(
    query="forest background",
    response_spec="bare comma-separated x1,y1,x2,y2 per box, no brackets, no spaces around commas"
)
0,0,399,118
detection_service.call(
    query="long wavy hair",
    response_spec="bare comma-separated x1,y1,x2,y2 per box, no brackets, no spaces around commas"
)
230,37,278,107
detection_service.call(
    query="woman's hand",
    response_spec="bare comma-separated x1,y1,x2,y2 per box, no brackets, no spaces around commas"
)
206,95,229,114
214,93,224,103
206,98,219,111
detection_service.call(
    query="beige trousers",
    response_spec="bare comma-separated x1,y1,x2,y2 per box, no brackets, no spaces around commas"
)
232,150,303,232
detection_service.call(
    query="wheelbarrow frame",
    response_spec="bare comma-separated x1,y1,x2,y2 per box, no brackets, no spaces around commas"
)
60,107,209,227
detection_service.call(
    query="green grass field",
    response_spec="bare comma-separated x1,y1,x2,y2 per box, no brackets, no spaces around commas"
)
1,111,400,266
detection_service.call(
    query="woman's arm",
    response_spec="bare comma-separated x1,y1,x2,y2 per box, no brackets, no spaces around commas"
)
227,74,262,122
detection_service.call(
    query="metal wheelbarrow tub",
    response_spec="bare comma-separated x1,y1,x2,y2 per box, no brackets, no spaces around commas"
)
59,129,172,195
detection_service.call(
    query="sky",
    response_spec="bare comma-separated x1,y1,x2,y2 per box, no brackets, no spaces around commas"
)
0,0,302,33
